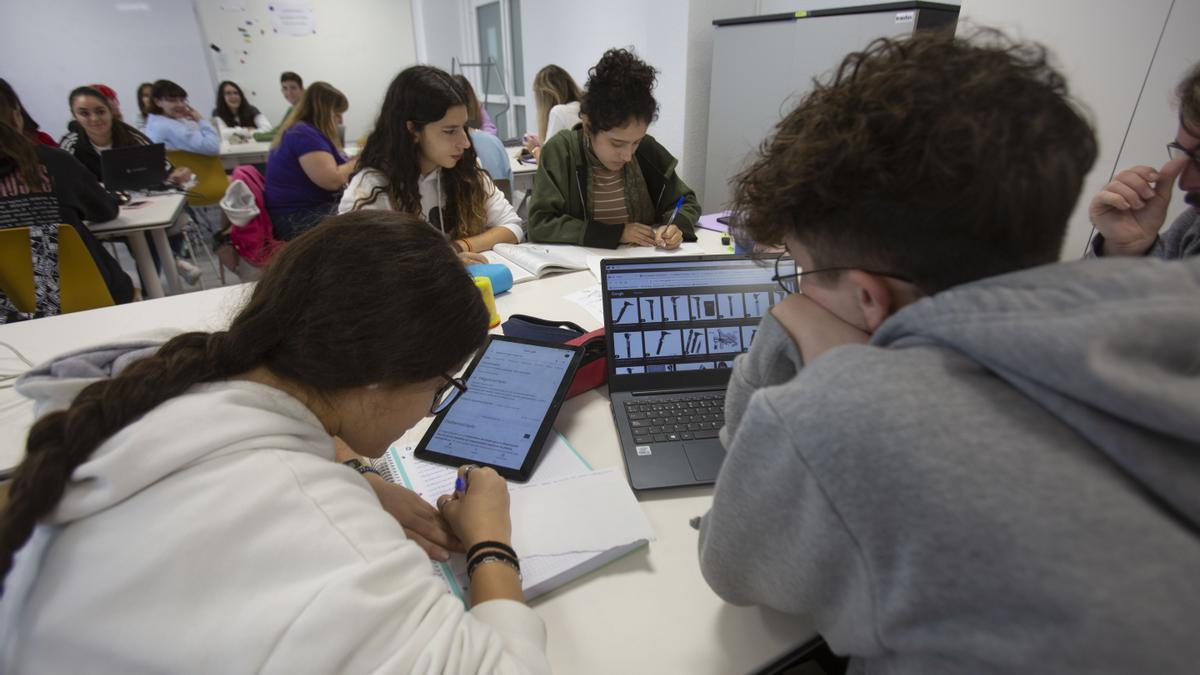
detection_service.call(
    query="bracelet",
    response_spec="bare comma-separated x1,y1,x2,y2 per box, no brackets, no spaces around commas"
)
459,237,473,253
466,540,517,561
450,239,464,253
342,458,380,477
467,552,522,580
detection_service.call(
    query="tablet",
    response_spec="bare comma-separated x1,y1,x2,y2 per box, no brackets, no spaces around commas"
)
414,335,584,481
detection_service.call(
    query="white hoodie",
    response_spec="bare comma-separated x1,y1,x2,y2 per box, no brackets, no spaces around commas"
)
0,342,549,674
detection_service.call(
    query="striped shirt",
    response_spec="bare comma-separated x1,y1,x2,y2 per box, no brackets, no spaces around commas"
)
591,164,627,225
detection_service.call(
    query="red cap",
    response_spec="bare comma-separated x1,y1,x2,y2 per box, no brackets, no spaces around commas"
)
90,83,119,107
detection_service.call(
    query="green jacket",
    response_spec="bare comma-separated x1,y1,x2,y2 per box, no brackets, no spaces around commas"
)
528,126,700,248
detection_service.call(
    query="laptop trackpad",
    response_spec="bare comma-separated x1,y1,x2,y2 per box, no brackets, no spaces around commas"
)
683,440,725,482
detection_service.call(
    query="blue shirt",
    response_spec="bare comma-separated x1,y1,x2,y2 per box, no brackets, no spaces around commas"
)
143,114,220,155
470,129,513,184
264,123,347,214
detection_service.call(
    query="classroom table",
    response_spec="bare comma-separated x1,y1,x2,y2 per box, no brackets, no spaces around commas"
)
88,193,186,299
509,146,537,194
218,139,272,170
0,229,816,673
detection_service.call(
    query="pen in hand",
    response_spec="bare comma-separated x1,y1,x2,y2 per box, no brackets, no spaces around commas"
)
658,196,685,248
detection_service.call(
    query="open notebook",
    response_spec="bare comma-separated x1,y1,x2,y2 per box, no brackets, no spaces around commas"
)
373,432,654,602
485,242,706,284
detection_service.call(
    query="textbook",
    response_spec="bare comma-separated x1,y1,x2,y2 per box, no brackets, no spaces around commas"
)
373,432,655,601
485,241,707,284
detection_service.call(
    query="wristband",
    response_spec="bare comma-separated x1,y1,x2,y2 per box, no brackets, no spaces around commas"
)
466,540,517,561
467,551,522,580
451,239,464,253
460,238,473,253
342,458,380,477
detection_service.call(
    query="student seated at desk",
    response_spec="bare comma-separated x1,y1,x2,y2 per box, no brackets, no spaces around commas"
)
696,31,1200,673
142,79,220,155
212,80,272,140
525,64,582,160
0,211,550,673
527,49,698,250
0,99,133,322
265,82,357,241
340,66,523,263
451,74,513,185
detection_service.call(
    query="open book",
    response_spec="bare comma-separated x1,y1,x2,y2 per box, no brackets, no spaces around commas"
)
485,241,708,284
373,432,654,601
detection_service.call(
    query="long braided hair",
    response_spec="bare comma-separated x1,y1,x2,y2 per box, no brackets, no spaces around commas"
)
0,210,490,595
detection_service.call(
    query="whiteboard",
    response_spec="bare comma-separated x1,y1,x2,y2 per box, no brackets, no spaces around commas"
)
193,0,417,142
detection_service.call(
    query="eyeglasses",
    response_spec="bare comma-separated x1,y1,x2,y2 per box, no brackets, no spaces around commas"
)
1167,142,1200,170
431,373,468,414
771,251,914,295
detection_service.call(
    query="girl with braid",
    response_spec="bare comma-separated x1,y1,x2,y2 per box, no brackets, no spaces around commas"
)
0,211,549,673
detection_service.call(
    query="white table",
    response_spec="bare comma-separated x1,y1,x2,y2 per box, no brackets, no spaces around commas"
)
0,230,815,673
89,194,186,299
219,139,272,170
509,146,537,194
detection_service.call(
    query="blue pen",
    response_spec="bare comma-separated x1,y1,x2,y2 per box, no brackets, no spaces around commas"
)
455,475,467,493
660,196,685,247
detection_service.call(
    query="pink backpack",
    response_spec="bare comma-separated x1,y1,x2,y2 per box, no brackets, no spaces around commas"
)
226,165,281,266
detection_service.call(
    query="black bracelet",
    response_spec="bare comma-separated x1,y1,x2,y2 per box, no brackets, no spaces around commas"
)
467,551,521,580
466,540,517,561
342,458,379,477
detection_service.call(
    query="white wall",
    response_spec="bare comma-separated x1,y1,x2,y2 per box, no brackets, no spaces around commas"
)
758,0,959,13
957,0,1179,259
0,0,214,141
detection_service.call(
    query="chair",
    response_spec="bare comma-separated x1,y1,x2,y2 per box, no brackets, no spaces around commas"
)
167,151,230,286
0,224,115,315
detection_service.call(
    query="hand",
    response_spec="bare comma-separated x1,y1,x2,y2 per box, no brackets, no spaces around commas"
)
523,133,540,151
186,105,203,122
620,222,657,247
770,294,869,364
654,224,683,249
437,465,512,549
1089,157,1187,256
457,251,488,265
367,475,464,561
168,167,194,186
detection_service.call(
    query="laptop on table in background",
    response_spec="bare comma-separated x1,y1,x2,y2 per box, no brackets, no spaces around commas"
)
99,143,169,192
601,254,793,490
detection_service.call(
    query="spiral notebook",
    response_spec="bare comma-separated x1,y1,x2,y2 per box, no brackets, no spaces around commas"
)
373,431,655,602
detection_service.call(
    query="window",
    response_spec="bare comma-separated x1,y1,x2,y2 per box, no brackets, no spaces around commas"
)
463,0,526,139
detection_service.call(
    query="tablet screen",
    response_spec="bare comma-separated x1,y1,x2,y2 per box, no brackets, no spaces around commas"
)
415,337,582,478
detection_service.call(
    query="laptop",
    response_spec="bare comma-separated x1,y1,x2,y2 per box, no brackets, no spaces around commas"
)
100,143,169,191
601,253,793,490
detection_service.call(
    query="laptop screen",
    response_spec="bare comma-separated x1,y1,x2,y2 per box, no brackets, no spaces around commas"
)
601,254,794,387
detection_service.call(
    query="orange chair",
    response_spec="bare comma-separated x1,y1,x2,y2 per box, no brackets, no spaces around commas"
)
0,224,115,315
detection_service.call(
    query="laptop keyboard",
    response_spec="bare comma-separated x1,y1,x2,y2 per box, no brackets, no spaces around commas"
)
624,393,725,444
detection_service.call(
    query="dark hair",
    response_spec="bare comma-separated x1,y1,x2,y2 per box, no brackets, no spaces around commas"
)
353,66,489,239
148,79,188,115
1178,62,1200,132
730,29,1097,295
68,86,146,148
580,49,658,133
451,74,482,129
281,71,304,88
0,94,43,189
213,80,260,128
0,210,490,596
0,78,42,138
136,83,154,117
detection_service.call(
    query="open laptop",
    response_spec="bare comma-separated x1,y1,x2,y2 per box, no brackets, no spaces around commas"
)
100,143,169,191
601,253,793,490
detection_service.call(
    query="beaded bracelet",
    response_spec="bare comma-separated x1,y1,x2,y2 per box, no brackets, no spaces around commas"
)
467,552,522,581
466,540,517,561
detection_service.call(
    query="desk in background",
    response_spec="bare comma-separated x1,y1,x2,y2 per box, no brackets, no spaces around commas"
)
219,140,271,171
89,194,186,299
0,230,815,673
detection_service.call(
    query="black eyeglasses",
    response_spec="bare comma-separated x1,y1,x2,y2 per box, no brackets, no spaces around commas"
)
431,373,468,414
771,252,914,295
1167,142,1200,170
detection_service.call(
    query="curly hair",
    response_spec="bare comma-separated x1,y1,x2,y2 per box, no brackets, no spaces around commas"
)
580,48,658,132
731,29,1097,294
1178,62,1200,132
352,66,489,239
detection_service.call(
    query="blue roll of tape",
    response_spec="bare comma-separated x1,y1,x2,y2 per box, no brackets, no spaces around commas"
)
465,263,514,294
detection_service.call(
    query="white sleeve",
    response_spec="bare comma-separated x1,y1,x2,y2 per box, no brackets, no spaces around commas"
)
254,112,272,130
482,172,525,242
338,169,392,213
544,104,578,143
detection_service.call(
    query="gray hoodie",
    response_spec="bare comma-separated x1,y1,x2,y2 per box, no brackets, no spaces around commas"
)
698,256,1200,674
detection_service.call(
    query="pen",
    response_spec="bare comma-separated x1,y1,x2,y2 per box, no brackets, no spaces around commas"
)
455,476,467,492
659,196,685,247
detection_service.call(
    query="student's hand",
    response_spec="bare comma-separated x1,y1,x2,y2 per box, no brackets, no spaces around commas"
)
366,475,464,561
620,222,657,247
1089,156,1187,256
168,167,194,186
186,105,203,122
654,224,683,249
437,465,513,549
523,132,540,151
771,294,869,364
457,251,489,265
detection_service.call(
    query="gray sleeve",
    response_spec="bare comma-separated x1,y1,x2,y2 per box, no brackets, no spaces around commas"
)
721,312,804,446
697,395,878,646
1086,210,1200,260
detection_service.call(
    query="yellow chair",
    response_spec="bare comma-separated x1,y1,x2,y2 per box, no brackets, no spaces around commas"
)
166,150,230,207
0,224,115,315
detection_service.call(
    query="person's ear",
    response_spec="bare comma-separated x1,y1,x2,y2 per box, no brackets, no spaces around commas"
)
406,120,420,142
845,270,895,333
580,114,592,136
